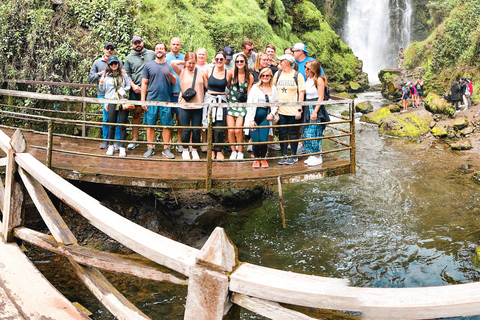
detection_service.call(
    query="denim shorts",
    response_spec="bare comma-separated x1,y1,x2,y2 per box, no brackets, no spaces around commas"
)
144,106,174,126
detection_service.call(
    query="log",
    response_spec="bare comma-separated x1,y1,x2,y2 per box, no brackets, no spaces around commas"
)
0,130,11,153
15,153,199,276
14,227,188,285
1,147,22,242
231,293,318,320
196,226,236,272
0,157,7,167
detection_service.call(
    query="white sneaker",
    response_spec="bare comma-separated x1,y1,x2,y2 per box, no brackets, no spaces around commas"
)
304,155,315,164
247,145,253,152
119,147,126,157
182,150,191,160
230,151,238,160
106,145,114,156
308,155,323,166
237,152,244,160
191,150,200,160
201,145,208,153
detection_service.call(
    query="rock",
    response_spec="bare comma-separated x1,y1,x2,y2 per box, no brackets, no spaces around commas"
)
387,104,401,113
360,107,391,125
431,125,448,137
349,81,361,91
453,117,469,130
460,163,472,170
450,139,472,150
429,121,436,128
378,67,425,100
355,101,373,114
461,126,474,136
335,84,347,92
473,172,480,184
433,114,442,122
379,110,434,138
424,92,455,116
336,92,351,100
341,110,350,117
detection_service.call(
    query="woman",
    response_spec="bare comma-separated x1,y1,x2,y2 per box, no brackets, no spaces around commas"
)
171,52,205,160
250,52,269,83
401,83,409,113
451,81,461,111
196,47,210,72
272,54,305,165
245,68,278,168
226,53,254,160
99,55,131,157
303,60,329,166
203,51,229,160
409,82,418,109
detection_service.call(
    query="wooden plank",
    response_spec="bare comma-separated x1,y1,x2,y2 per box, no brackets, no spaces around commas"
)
1,147,22,242
231,293,318,320
229,263,359,312
68,258,151,320
15,153,199,276
0,130,12,154
14,227,188,285
0,240,91,319
0,157,7,167
0,283,26,320
10,129,26,153
18,168,77,245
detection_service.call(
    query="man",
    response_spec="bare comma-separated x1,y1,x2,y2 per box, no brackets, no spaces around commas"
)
231,39,257,69
292,43,325,82
398,48,405,69
88,41,122,149
223,46,234,71
141,42,177,159
124,36,155,150
265,44,278,74
165,37,185,152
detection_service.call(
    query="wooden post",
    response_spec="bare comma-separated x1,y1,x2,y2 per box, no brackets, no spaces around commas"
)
277,177,286,228
184,227,237,320
82,87,86,137
205,105,213,191
349,100,356,174
46,120,53,168
2,129,25,241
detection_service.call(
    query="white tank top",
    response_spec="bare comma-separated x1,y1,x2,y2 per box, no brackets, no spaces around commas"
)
305,77,319,100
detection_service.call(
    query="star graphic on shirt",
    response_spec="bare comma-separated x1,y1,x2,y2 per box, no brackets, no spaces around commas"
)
281,88,287,93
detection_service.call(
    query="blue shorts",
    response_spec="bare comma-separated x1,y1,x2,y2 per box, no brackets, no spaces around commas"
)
170,95,179,116
144,106,174,126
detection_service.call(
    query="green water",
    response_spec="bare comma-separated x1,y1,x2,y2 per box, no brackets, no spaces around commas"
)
28,92,480,319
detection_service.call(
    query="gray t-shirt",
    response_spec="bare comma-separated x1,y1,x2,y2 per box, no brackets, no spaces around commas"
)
124,49,155,86
141,60,173,102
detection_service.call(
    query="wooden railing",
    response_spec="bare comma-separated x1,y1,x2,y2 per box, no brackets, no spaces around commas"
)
0,81,356,190
1,129,480,319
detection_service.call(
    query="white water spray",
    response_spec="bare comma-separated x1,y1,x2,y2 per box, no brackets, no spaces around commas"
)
343,0,413,83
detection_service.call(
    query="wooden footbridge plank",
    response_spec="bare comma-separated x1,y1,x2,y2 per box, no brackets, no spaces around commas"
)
0,240,90,319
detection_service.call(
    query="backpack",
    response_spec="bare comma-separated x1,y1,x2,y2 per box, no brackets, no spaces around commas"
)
275,69,300,99
465,83,471,96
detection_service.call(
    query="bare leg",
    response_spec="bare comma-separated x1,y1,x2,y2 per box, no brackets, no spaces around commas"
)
147,127,155,149
163,128,172,150
227,115,236,152
235,117,244,153
132,106,143,140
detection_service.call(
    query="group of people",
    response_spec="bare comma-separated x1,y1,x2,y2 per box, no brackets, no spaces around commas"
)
88,37,330,168
450,78,474,112
401,78,424,112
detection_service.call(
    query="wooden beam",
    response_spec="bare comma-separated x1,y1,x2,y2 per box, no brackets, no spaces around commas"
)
1,148,22,242
15,153,199,276
231,293,318,320
10,129,26,153
68,259,152,320
18,168,77,245
0,130,12,154
14,227,188,285
0,157,7,167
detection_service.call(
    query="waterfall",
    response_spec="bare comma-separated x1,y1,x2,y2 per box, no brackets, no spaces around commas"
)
343,0,413,83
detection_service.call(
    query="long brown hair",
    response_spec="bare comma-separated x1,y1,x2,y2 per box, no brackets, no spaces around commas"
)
252,52,267,72
306,60,322,87
232,53,251,85
184,52,197,62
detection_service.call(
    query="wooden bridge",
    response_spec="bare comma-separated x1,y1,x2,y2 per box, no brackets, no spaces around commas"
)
0,80,355,190
0,128,480,319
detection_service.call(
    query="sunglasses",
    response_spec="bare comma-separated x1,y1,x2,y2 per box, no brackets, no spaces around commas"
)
305,67,311,71
106,47,114,51
215,58,224,62
236,60,245,63
261,74,272,78
247,48,254,52
292,49,301,53
133,41,142,45
109,62,118,65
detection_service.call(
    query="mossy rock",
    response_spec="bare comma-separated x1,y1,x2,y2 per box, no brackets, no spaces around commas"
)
335,84,347,92
431,125,448,137
355,101,373,114
349,81,361,91
379,110,434,138
360,107,391,125
461,127,474,136
450,139,472,150
336,92,351,99
341,110,350,117
453,117,469,130
424,92,455,116
387,104,401,113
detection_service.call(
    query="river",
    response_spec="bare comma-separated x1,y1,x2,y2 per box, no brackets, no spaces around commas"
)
27,91,480,319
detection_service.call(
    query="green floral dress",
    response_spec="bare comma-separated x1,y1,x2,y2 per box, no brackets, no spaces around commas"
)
227,81,247,117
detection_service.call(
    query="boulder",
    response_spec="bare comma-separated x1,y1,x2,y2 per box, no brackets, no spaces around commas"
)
450,139,472,150
424,92,455,116
349,81,361,91
378,67,426,100
453,117,469,130
387,104,401,113
360,107,391,125
379,110,434,138
341,110,350,117
336,92,351,100
431,125,448,137
335,84,347,92
356,101,373,114
461,126,474,136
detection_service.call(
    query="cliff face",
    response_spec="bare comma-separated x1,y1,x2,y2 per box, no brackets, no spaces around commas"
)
0,0,365,86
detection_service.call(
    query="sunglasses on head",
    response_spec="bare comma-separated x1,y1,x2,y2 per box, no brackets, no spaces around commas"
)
215,58,224,62
236,60,245,63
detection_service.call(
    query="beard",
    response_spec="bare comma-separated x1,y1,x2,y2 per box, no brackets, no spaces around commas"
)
156,52,164,59
134,45,143,52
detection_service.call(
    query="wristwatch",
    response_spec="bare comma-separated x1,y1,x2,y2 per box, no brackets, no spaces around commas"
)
297,109,302,112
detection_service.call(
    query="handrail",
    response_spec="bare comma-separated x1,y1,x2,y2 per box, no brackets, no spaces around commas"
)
0,129,479,320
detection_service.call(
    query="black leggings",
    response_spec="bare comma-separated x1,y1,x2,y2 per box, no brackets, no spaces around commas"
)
179,108,202,146
278,114,299,156
107,104,128,147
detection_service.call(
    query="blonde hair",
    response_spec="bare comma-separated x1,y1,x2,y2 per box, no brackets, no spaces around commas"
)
255,67,274,88
252,52,268,72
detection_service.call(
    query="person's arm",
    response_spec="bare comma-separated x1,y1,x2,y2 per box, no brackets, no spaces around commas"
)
122,74,131,92
311,78,325,122
226,70,233,90
247,74,254,94
141,78,149,111
88,60,103,83
170,60,184,76
203,67,211,90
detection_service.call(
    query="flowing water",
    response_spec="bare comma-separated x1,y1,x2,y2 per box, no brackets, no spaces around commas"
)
343,0,413,82
26,91,480,319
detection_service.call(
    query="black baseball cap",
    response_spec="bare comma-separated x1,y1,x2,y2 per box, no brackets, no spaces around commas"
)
104,42,115,49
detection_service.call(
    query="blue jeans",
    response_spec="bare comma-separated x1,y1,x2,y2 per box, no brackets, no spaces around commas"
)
100,94,120,140
303,106,324,154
